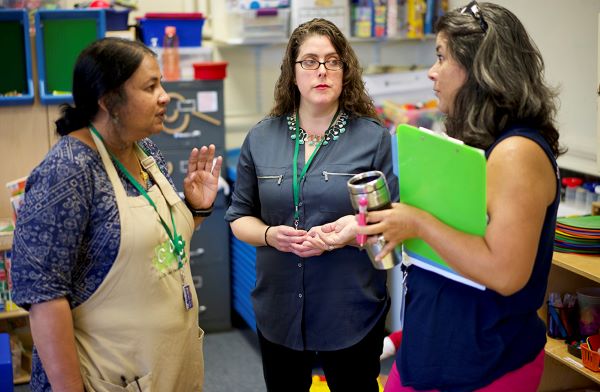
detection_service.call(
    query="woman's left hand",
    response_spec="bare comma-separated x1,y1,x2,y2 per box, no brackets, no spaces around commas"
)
183,145,223,209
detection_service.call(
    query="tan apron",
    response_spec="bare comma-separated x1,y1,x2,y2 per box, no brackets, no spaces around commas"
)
72,131,204,391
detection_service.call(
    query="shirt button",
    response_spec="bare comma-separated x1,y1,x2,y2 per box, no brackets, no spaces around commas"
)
298,293,303,298
297,262,302,268
299,201,303,206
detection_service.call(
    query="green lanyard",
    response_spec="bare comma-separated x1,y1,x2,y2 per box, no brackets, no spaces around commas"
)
89,125,186,269
292,108,340,229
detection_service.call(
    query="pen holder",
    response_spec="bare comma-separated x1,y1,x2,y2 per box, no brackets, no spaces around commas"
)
546,301,578,339
347,171,400,270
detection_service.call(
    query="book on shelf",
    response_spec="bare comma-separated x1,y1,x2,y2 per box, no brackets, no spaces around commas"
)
5,176,27,227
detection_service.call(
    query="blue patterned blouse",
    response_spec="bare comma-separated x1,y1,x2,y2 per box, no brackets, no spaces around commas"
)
11,135,174,391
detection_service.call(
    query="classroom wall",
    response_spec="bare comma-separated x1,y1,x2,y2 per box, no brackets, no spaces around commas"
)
487,0,600,175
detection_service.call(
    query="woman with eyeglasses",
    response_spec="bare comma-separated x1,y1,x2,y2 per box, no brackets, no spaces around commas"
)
225,18,397,392
356,2,563,391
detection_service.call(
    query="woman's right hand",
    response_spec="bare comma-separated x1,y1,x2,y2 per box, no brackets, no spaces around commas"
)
266,225,308,254
357,202,424,260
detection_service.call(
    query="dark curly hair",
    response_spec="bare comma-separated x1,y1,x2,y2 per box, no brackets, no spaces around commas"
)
437,2,564,156
269,18,379,122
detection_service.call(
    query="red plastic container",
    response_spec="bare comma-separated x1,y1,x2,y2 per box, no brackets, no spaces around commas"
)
193,62,228,80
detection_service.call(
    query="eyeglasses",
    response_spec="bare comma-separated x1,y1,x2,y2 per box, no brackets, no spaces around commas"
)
295,59,344,71
460,0,488,33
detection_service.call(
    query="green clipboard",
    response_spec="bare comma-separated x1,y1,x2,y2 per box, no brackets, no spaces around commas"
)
396,124,487,289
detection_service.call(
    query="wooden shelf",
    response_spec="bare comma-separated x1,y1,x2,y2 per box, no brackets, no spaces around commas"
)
545,252,600,386
0,308,28,320
545,337,600,384
553,252,600,284
211,34,435,47
14,371,31,385
0,232,12,251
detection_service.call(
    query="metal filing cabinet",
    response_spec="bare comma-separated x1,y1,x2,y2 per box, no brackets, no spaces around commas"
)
151,80,231,332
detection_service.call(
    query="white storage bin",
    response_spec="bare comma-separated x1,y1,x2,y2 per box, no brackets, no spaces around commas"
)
291,0,350,37
363,69,434,106
212,8,290,43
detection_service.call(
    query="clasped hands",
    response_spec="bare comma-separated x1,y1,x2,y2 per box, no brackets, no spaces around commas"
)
269,203,418,260
267,215,358,258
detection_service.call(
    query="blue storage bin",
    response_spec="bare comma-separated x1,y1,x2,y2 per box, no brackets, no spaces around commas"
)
0,333,13,391
138,14,205,47
0,9,34,106
104,8,129,31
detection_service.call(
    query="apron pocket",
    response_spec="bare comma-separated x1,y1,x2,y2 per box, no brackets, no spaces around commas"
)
85,372,153,392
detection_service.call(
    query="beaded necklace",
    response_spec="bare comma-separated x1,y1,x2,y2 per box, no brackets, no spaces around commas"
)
287,111,348,146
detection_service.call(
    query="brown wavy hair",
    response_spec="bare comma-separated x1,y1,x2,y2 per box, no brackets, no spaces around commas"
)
437,2,564,156
269,18,379,122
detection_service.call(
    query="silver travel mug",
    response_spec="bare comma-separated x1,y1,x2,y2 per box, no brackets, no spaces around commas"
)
347,171,400,270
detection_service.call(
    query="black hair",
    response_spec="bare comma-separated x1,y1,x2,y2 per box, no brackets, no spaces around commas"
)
55,37,156,136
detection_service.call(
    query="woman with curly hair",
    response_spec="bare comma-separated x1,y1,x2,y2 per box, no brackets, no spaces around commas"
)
225,18,397,392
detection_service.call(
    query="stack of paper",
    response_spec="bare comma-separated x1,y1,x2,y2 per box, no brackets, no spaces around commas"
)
554,215,600,254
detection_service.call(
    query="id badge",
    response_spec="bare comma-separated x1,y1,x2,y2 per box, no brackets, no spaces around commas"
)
183,284,194,311
398,267,408,330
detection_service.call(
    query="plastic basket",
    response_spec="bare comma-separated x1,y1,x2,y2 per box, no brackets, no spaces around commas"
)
193,62,228,80
581,334,600,371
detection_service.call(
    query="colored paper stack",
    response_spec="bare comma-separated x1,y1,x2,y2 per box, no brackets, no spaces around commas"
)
554,215,600,254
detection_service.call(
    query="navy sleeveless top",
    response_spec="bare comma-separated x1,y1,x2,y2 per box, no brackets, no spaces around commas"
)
398,127,560,391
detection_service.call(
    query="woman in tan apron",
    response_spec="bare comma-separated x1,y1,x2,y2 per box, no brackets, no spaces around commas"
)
11,38,221,391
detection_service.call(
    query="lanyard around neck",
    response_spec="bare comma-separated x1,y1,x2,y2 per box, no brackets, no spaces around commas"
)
89,124,186,269
292,108,340,229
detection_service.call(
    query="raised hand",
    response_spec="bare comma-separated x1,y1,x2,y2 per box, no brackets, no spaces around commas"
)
183,144,223,210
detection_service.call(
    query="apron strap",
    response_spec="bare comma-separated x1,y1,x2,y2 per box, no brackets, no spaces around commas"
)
136,147,182,208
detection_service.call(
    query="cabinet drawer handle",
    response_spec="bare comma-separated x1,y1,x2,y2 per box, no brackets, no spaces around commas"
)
174,129,202,139
190,248,205,257
177,99,196,112
199,305,207,314
193,276,203,288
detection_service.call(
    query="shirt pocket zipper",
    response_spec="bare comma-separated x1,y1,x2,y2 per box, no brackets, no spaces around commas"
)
322,171,355,182
257,174,284,185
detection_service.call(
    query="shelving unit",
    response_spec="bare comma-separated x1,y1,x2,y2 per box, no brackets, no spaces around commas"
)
542,252,600,390
209,35,436,149
0,9,34,106
35,9,106,105
0,232,31,385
